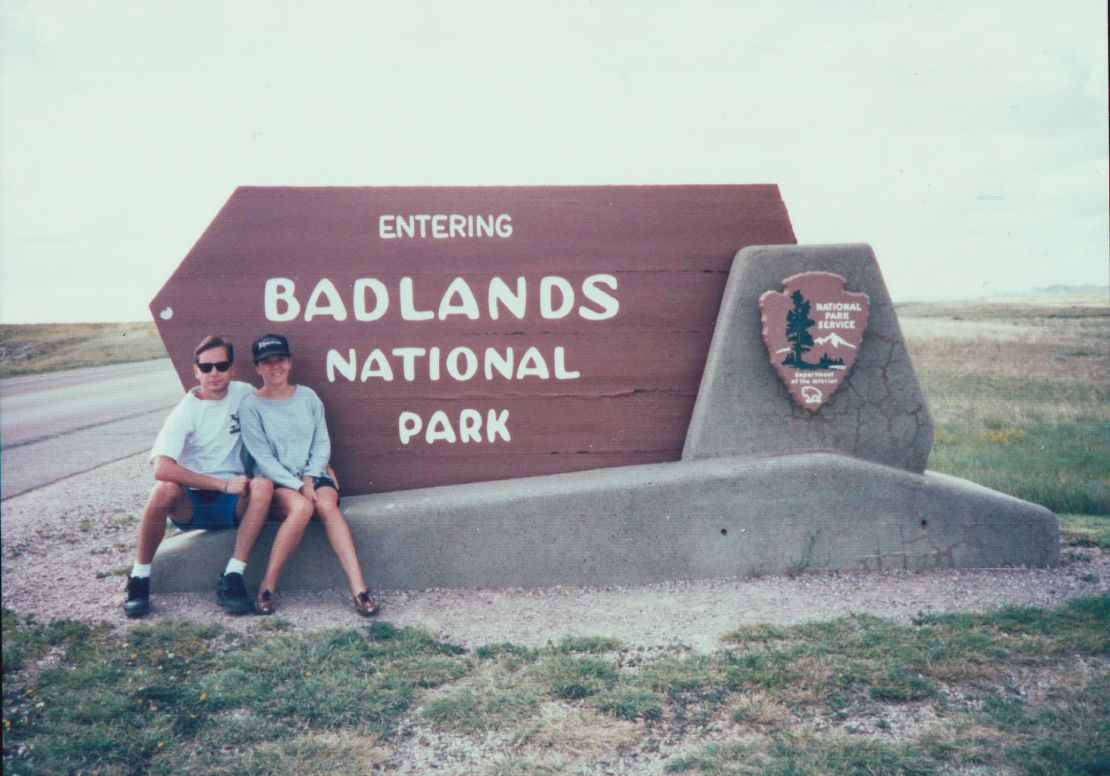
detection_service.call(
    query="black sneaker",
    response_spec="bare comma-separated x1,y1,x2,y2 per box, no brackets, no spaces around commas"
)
216,572,252,615
123,575,150,618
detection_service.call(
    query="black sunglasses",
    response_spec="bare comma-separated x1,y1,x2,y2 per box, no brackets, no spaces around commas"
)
196,360,232,373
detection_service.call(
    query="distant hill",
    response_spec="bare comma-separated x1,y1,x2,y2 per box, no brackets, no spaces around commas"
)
1033,285,1109,295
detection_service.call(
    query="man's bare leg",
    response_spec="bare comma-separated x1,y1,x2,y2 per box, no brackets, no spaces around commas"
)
135,481,191,565
125,482,191,617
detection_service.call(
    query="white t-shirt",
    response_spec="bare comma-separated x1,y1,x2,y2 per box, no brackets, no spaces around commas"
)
149,381,255,478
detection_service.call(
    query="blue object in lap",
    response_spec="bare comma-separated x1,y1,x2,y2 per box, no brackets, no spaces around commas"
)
173,489,239,530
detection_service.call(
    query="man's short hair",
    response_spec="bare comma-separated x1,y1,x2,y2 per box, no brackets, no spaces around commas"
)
194,335,234,364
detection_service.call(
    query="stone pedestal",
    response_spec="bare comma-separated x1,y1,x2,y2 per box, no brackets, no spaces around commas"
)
685,244,932,472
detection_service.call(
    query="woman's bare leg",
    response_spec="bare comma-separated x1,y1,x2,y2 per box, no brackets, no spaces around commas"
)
257,488,313,594
314,488,368,597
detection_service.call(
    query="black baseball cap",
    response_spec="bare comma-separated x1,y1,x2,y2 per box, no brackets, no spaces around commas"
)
252,334,292,363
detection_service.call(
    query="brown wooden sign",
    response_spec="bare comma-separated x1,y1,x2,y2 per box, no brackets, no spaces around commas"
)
150,186,795,495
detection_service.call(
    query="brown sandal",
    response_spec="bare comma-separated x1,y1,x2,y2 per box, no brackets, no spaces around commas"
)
254,589,276,615
354,590,380,617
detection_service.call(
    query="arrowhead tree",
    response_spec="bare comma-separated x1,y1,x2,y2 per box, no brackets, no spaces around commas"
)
785,290,815,368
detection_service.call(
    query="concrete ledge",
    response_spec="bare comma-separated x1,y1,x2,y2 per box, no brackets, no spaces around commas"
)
152,453,1058,593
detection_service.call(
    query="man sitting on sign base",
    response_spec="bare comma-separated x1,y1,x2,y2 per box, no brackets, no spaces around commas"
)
123,335,274,617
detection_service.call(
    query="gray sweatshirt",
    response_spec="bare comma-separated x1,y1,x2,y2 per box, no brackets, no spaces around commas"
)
239,385,331,491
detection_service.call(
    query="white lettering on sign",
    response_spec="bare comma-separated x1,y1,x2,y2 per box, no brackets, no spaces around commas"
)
446,347,479,381
488,277,526,319
305,278,347,322
438,278,481,320
326,346,581,383
814,302,863,311
266,276,619,323
580,274,620,320
379,213,513,239
264,278,300,321
276,272,613,445
540,277,574,319
815,308,860,330
398,409,512,444
353,279,389,321
399,278,434,321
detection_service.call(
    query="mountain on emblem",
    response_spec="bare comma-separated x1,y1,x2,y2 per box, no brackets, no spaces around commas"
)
814,332,856,349
758,272,869,412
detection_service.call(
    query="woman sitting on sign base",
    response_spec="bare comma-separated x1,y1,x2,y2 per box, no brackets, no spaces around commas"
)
239,333,380,617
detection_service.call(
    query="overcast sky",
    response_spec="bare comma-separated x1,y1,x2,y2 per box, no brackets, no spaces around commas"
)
1,1,1106,323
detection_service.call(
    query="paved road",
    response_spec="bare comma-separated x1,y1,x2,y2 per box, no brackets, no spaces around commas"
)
1,360,185,500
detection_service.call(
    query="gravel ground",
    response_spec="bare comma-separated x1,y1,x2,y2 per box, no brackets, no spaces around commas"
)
2,453,1107,651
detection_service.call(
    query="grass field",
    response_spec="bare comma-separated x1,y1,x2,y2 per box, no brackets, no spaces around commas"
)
0,322,166,379
2,298,1108,773
900,296,1108,515
3,599,1108,774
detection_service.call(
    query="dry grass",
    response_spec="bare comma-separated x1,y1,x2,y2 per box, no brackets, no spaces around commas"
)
512,702,640,755
730,691,792,726
0,321,165,378
900,299,1109,514
922,655,1004,684
901,313,1108,426
188,731,389,774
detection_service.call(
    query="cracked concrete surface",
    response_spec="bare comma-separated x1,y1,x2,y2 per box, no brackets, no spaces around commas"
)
684,244,933,473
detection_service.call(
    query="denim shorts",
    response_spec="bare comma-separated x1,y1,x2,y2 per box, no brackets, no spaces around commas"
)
171,489,240,531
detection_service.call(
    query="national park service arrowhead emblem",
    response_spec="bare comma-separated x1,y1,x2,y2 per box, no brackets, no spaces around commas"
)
759,272,870,412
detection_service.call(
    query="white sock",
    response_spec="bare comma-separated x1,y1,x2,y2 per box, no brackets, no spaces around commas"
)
131,563,152,579
224,558,247,576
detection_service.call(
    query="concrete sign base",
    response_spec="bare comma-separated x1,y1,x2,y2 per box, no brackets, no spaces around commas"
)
686,244,933,472
153,452,1057,592
152,243,1059,591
